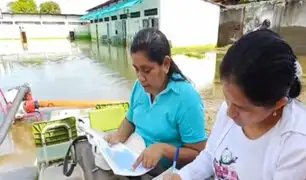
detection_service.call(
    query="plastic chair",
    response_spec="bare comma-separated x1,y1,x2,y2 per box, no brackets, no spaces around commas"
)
89,102,128,132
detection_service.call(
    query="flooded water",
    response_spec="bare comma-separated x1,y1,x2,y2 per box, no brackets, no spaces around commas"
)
0,39,305,178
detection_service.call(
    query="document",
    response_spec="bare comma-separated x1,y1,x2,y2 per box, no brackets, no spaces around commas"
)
100,141,152,176
79,124,151,176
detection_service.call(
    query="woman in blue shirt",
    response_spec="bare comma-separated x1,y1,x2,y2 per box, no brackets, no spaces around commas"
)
104,28,207,177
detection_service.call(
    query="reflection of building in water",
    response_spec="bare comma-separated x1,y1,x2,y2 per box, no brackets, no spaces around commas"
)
0,59,13,77
81,0,221,47
89,44,136,84
0,40,82,62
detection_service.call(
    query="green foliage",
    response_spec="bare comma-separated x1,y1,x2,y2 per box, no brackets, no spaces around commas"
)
7,0,38,13
39,1,61,14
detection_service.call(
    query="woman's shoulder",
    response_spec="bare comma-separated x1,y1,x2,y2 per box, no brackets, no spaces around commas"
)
280,99,306,136
173,80,201,100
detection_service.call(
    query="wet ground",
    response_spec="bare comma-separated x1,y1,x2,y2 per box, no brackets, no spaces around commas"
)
0,39,305,179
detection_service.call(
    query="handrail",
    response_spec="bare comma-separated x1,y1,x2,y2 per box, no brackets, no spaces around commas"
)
0,84,30,145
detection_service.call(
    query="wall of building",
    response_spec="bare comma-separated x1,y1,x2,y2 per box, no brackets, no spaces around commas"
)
90,0,160,45
217,0,306,54
0,13,90,40
160,0,220,47
88,0,220,47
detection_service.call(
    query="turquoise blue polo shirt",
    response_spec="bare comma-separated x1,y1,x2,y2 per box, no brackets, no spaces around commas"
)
126,74,207,168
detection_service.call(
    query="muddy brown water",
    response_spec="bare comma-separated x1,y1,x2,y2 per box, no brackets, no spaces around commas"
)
0,40,305,179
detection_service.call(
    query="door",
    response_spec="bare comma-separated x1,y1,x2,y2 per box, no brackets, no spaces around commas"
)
95,24,99,42
122,20,127,46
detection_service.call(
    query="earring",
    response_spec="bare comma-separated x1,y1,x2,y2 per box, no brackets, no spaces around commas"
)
272,111,277,117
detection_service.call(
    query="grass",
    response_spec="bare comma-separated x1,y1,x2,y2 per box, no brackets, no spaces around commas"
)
171,44,231,59
20,58,44,65
75,34,92,41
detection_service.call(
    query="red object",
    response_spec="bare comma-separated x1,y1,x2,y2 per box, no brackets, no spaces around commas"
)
24,100,36,113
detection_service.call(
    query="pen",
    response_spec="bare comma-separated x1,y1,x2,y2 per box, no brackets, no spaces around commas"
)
172,147,180,172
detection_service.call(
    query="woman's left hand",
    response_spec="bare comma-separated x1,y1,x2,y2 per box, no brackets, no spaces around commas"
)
132,143,165,169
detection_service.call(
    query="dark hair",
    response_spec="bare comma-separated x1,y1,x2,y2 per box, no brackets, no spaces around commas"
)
220,29,301,107
130,28,188,81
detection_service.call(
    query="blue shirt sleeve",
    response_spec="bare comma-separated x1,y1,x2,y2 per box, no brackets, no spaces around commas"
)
125,80,139,123
177,99,207,144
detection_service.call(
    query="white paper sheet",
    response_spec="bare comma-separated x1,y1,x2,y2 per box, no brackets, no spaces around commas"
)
79,124,152,176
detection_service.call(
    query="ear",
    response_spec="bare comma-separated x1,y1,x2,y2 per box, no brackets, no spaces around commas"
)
274,97,288,110
163,56,171,74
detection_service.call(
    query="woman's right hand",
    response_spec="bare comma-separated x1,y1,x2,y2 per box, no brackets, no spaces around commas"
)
103,132,123,145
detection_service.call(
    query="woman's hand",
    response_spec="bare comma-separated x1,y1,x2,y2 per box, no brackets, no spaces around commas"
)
104,132,124,145
163,173,181,180
132,143,165,169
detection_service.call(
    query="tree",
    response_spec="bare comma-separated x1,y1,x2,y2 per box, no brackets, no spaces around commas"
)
39,1,61,14
7,0,38,13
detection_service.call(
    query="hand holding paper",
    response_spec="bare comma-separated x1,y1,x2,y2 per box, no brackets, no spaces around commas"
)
133,143,165,170
104,132,123,146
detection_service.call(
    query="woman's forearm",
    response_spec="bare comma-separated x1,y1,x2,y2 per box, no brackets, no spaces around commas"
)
161,143,201,165
117,118,135,142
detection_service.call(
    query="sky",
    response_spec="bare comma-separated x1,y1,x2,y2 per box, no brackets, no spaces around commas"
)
0,0,107,14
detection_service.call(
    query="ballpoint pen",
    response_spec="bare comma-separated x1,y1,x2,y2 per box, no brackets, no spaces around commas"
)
166,147,180,180
172,147,180,172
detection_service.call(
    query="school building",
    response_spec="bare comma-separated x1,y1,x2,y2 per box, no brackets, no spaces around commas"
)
80,0,221,47
0,13,90,40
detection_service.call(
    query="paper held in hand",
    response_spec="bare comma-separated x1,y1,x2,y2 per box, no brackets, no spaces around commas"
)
93,131,152,176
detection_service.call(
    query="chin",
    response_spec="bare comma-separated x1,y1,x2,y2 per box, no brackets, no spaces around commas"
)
232,119,244,127
143,86,151,93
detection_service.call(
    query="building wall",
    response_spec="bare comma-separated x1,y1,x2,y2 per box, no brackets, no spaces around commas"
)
160,0,220,47
218,0,306,54
88,0,220,47
90,0,160,44
0,14,90,40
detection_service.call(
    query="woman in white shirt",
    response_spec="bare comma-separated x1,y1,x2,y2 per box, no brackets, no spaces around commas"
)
165,29,306,180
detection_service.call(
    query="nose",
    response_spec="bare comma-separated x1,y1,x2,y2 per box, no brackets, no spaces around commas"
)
136,71,146,83
227,103,239,119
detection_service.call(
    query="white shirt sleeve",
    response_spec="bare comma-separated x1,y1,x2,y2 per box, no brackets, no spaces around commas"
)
178,102,229,180
273,133,306,180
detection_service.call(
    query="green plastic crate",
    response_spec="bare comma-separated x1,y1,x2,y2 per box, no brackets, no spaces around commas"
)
95,102,129,112
31,116,77,147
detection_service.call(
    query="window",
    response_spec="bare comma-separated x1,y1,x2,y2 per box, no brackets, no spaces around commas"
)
120,14,127,19
0,21,13,25
111,15,117,21
99,18,103,22
90,20,94,23
144,8,158,16
42,21,65,25
68,22,83,25
15,21,41,25
130,11,140,18
104,17,109,21
94,19,98,23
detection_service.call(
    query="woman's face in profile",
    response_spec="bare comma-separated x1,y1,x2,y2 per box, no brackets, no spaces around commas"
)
131,51,169,94
222,80,275,127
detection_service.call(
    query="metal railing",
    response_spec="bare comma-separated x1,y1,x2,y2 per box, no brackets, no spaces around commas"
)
0,83,30,145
